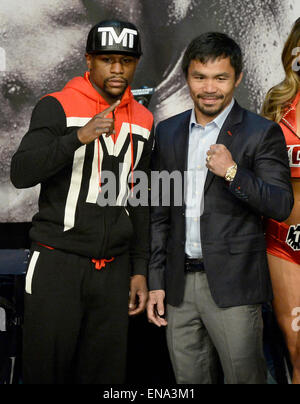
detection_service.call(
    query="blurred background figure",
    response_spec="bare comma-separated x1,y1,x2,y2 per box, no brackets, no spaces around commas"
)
262,18,300,384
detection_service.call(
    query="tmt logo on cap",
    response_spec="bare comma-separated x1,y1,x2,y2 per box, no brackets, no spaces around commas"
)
98,27,138,49
86,20,142,56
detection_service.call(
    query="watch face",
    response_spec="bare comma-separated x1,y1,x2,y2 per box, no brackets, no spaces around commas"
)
225,164,237,181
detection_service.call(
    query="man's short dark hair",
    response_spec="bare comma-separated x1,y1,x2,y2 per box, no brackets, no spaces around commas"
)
182,32,243,79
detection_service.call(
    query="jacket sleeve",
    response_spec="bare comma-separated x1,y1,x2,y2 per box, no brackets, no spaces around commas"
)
148,123,170,291
127,126,154,277
229,122,294,222
10,96,82,188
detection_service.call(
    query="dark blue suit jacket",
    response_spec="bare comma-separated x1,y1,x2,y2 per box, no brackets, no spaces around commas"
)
149,101,293,308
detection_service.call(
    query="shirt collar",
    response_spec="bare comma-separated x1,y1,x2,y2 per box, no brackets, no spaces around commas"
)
190,98,235,131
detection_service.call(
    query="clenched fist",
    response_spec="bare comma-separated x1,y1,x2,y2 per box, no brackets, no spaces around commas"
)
206,144,235,177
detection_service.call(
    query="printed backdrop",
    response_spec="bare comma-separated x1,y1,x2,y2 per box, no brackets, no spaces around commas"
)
1,0,300,222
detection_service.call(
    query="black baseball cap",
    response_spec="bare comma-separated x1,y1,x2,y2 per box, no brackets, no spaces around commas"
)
86,20,142,57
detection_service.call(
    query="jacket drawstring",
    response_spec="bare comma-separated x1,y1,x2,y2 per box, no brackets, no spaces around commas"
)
94,98,116,270
92,257,115,270
93,95,134,270
128,102,134,195
96,98,102,192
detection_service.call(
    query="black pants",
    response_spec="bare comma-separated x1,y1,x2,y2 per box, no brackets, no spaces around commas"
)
23,244,130,384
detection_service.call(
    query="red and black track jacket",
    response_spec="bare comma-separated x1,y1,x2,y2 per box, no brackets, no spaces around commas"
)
11,72,154,276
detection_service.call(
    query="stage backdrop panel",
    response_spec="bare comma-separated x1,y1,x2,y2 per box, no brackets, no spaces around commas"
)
0,0,299,223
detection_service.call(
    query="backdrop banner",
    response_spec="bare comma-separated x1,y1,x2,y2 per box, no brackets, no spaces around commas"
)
1,0,300,223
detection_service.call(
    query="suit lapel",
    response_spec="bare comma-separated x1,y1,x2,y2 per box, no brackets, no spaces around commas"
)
173,110,192,174
204,101,244,193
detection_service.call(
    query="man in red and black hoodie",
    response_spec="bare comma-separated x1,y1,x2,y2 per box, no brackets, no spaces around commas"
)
10,20,154,384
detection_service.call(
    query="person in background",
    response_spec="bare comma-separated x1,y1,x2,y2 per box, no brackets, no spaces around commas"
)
262,17,300,384
10,19,153,384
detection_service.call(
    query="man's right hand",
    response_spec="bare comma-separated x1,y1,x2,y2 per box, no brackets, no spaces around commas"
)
77,99,120,145
147,290,168,327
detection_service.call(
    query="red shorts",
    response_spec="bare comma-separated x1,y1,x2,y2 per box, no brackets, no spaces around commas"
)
265,219,300,265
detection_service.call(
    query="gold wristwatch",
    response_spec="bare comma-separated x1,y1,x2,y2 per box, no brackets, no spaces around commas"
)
224,163,237,182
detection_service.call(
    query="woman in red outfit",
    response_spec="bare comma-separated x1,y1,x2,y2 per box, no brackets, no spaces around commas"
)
262,18,300,384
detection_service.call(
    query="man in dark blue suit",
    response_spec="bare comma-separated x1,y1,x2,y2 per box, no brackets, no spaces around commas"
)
147,32,293,384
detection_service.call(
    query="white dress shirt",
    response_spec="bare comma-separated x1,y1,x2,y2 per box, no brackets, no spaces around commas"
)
185,98,235,258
